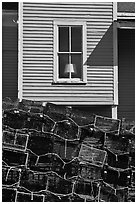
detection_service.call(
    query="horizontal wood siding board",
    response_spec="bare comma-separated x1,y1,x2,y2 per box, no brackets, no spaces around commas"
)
23,94,113,98
23,18,112,23
23,84,113,88
23,87,113,91
21,99,113,105
23,15,112,20
22,96,113,101
23,2,112,5
22,2,114,104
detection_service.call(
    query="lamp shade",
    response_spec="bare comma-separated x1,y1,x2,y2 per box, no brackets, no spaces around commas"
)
64,64,76,74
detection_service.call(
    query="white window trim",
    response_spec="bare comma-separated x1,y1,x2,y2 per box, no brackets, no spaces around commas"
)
53,20,87,84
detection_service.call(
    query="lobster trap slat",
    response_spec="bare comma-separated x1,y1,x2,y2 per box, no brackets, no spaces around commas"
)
94,115,121,133
78,144,107,167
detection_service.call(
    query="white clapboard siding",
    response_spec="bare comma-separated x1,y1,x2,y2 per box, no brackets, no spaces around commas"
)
20,2,114,105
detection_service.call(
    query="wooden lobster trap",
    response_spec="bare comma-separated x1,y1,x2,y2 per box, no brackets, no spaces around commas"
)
78,144,107,167
42,115,55,133
43,191,61,202
53,118,79,140
99,182,118,202
53,135,80,161
2,148,28,167
47,172,73,195
15,191,44,202
23,113,45,132
102,165,131,187
3,109,29,130
82,127,105,148
19,99,44,115
3,130,29,151
2,187,17,202
44,102,68,121
64,158,80,179
94,114,121,134
27,132,54,156
19,169,48,192
73,177,94,198
105,133,130,154
2,165,20,186
79,162,102,181
128,186,135,202
106,149,129,169
116,187,128,202
31,153,65,177
60,193,85,202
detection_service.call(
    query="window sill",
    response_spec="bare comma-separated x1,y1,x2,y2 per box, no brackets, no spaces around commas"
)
52,80,87,85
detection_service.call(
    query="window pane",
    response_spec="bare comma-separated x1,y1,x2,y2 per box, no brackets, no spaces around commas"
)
71,54,82,78
71,27,82,52
59,54,69,78
59,27,69,52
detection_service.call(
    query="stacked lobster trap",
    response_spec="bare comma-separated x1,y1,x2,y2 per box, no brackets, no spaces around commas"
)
2,98,135,202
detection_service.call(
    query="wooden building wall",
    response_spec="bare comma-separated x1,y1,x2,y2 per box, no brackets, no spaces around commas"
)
2,11,18,100
118,29,135,121
19,2,115,105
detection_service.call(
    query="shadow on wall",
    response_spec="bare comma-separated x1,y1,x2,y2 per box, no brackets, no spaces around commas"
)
84,23,114,67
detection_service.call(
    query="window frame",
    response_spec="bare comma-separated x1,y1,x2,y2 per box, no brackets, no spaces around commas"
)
53,20,87,84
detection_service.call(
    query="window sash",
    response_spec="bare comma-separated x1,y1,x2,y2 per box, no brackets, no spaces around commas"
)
54,20,87,83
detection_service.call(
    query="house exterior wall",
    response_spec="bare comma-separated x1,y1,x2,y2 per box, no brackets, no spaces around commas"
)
2,11,18,100
19,2,115,105
117,2,135,121
118,29,135,121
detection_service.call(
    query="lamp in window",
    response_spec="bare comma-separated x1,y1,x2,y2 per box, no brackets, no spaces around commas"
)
64,64,76,79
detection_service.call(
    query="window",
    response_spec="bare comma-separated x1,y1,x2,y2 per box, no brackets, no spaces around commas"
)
54,20,87,83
